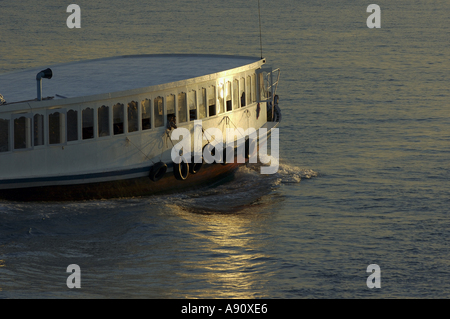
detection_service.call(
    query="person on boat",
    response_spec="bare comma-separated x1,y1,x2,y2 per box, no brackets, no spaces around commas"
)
240,92,246,107
167,115,177,130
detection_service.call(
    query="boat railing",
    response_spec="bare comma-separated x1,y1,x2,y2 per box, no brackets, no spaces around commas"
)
267,68,280,98
266,68,280,122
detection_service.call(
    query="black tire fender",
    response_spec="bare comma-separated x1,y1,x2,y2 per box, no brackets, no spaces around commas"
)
173,157,189,180
245,139,257,159
149,162,167,182
190,155,203,174
202,143,222,164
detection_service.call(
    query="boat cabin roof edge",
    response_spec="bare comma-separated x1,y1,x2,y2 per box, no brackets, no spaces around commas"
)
0,54,266,114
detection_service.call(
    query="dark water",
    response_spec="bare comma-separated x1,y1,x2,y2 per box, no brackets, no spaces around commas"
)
1,0,449,298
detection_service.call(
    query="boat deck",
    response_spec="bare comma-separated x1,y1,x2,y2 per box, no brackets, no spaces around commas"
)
0,54,260,104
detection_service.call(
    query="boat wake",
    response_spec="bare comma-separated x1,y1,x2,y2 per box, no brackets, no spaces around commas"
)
154,160,318,215
274,162,318,184
245,155,318,184
0,161,318,216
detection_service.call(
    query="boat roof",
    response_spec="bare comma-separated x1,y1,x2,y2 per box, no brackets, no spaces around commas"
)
0,54,262,104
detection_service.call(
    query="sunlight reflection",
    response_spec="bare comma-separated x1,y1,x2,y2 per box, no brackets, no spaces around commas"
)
171,205,275,298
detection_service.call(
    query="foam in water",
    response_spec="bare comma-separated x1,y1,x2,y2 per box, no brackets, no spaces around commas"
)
163,160,319,214
247,155,318,184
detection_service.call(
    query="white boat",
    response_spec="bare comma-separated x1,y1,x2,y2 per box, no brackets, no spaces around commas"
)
0,54,281,201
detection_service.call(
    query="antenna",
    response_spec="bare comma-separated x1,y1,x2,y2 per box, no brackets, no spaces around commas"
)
258,0,263,59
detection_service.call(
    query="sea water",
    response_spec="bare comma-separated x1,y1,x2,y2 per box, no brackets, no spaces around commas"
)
0,0,449,298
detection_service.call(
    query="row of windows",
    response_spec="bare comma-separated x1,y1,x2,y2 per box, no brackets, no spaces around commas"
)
0,74,259,152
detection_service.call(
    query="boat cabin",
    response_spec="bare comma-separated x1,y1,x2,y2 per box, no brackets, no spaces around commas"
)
0,55,268,154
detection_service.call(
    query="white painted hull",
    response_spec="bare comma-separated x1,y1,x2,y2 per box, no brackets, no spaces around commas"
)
0,55,280,201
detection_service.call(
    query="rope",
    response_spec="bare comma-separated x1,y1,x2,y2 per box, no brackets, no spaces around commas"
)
228,117,246,139
166,129,175,147
202,127,211,144
126,137,155,164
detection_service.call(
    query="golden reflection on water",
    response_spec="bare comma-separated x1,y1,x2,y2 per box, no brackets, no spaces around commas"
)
170,204,275,298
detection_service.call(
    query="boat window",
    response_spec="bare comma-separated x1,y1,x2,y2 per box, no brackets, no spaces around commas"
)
233,79,239,109
258,72,267,101
128,101,138,133
252,74,257,103
226,81,232,112
48,111,66,145
188,91,197,121
82,107,94,140
141,98,151,130
240,78,246,107
14,116,32,149
98,105,109,137
247,75,252,105
113,103,124,135
207,86,216,116
0,119,9,152
154,97,164,128
177,92,187,124
198,88,207,119
34,114,44,146
166,94,175,123
67,110,78,142
218,83,224,114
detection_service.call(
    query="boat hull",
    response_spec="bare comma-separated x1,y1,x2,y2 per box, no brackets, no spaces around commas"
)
0,122,278,202
0,161,241,202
